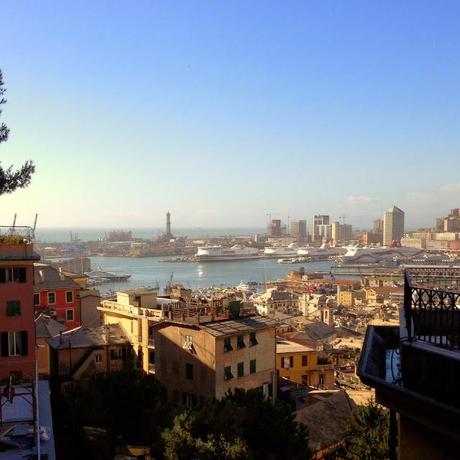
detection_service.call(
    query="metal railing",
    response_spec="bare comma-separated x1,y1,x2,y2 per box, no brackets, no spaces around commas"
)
404,272,460,349
0,225,35,241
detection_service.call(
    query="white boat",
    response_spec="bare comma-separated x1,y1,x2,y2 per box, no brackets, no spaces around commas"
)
196,245,262,262
264,243,298,258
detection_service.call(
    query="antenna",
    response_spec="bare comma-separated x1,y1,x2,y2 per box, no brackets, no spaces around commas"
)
32,214,38,238
12,213,17,229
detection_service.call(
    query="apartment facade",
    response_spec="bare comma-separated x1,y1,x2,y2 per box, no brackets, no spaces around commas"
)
0,235,40,383
276,337,335,388
34,263,81,329
153,316,277,405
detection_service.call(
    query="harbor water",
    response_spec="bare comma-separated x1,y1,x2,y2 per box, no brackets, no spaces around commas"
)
89,256,335,294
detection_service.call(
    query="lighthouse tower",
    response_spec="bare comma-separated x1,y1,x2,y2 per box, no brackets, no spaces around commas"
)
166,211,172,237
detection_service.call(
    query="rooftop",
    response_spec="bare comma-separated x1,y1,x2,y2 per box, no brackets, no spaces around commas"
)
34,263,81,290
276,337,315,353
48,323,129,349
200,315,278,337
35,313,67,339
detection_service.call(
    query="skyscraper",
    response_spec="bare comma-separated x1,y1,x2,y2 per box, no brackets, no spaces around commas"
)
313,215,329,242
383,206,405,245
290,219,307,242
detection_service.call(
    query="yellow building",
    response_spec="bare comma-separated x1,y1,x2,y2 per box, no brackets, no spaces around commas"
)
276,337,335,388
153,316,278,404
98,288,176,374
338,290,355,307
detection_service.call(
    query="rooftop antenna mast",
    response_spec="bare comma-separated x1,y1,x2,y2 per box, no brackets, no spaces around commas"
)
32,213,38,239
11,213,17,233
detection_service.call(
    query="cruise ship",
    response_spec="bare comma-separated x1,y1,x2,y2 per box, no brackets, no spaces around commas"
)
296,245,348,258
264,243,298,258
196,245,262,262
339,246,425,264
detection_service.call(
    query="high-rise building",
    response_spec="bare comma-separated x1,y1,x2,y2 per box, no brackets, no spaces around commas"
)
373,219,384,234
313,215,329,242
383,206,405,245
267,219,285,237
331,222,353,243
290,219,307,242
317,224,332,242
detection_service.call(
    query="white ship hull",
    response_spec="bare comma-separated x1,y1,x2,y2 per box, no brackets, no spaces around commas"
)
196,245,262,262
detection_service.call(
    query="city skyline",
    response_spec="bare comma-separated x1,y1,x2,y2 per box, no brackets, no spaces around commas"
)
1,1,460,228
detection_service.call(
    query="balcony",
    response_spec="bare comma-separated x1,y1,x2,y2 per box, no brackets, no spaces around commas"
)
0,226,40,261
358,272,460,443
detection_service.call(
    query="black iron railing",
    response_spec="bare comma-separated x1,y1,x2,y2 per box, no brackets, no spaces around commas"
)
0,225,35,241
404,272,460,349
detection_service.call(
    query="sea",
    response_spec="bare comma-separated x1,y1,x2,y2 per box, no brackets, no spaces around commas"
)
35,227,336,294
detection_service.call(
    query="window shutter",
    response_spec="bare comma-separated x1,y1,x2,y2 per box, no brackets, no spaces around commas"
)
20,331,28,356
1,333,8,357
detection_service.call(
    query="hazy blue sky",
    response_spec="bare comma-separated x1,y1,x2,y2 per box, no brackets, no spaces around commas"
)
1,1,459,230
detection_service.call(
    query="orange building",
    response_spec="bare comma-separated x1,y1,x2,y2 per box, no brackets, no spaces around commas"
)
0,233,40,383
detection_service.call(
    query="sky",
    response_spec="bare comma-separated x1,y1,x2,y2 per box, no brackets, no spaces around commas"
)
1,0,460,230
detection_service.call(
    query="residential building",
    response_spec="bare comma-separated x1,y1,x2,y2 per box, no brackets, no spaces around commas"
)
0,230,40,382
36,313,66,377
98,288,173,373
153,316,277,404
34,263,82,329
331,222,353,243
358,273,460,459
291,219,307,243
267,219,286,237
338,290,355,307
373,218,384,234
276,337,335,388
48,324,133,388
313,215,330,242
254,288,298,316
383,206,405,245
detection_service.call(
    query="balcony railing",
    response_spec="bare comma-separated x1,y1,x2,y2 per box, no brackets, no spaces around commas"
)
404,272,460,349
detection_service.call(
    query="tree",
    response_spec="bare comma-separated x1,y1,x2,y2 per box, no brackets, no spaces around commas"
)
342,398,390,460
163,389,310,460
68,371,172,456
162,412,249,460
0,69,35,195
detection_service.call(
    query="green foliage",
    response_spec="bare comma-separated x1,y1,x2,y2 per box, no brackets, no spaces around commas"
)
163,389,310,460
342,398,390,460
0,69,35,195
0,234,27,244
68,371,172,455
162,412,249,460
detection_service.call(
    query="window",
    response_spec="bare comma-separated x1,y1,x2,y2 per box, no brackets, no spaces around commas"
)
95,354,102,364
66,291,74,303
47,292,56,305
6,301,21,316
237,362,244,378
224,366,233,380
110,349,122,360
183,335,193,351
34,293,40,306
182,392,197,408
13,268,26,283
302,355,308,367
237,335,246,349
302,375,309,385
319,375,325,386
224,337,233,352
281,356,294,369
148,351,155,364
250,359,256,374
185,363,194,380
249,332,258,346
0,268,26,283
66,309,74,322
1,332,27,357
